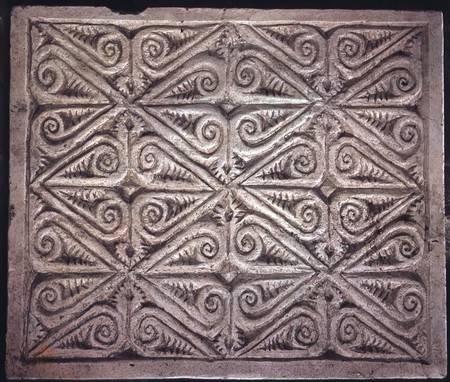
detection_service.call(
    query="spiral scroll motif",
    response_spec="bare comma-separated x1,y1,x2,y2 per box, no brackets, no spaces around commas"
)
294,314,319,347
95,148,119,174
86,144,120,176
237,116,263,146
194,115,223,154
95,199,123,233
396,235,419,258
392,116,421,155
261,143,318,180
60,143,120,179
197,287,227,321
338,315,360,344
293,199,322,234
334,144,394,186
34,226,64,261
95,34,126,67
237,112,293,147
139,28,199,70
91,314,119,347
235,57,263,92
35,278,95,315
235,225,264,261
337,32,367,68
237,281,294,317
131,312,192,355
238,287,261,314
354,112,422,157
193,70,220,96
335,29,411,72
336,146,356,173
198,235,219,259
58,24,128,68
357,68,418,103
41,116,63,141
339,199,369,235
139,150,158,174
362,228,423,269
142,33,168,61
392,70,416,94
290,145,317,175
141,201,165,226
38,285,63,313
138,144,161,173
335,313,398,358
203,293,222,313
138,195,194,235
161,68,221,102
134,315,161,349
292,36,320,67
395,286,424,321
36,58,66,94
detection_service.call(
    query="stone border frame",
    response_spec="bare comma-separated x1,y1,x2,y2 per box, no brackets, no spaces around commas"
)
7,6,445,379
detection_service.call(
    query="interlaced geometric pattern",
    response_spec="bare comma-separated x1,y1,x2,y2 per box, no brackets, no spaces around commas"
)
27,20,427,361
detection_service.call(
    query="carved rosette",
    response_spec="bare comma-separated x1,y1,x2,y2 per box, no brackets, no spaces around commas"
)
26,19,427,363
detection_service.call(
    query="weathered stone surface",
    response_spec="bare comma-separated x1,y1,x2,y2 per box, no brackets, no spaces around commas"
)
7,7,446,379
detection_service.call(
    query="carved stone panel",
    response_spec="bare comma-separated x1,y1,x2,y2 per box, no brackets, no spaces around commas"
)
7,7,446,379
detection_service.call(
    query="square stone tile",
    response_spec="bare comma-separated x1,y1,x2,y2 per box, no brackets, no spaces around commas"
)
7,7,446,379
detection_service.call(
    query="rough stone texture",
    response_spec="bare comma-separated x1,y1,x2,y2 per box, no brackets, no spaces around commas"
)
7,7,446,379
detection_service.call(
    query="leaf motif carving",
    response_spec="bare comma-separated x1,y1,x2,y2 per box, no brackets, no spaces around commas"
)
59,189,105,212
351,331,395,354
62,25,108,49
163,281,197,305
163,195,198,221
155,162,193,183
157,332,194,355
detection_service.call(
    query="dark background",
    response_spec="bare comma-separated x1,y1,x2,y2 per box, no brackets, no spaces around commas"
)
0,0,448,381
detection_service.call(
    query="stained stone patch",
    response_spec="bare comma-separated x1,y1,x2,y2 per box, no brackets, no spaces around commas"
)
7,7,446,379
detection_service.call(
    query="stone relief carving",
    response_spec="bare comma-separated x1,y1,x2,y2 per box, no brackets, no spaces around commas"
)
26,20,427,361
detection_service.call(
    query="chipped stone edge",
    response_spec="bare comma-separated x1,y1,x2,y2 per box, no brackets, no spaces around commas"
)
6,6,446,380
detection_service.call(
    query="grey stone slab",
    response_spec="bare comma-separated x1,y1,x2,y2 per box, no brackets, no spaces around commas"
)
7,6,446,379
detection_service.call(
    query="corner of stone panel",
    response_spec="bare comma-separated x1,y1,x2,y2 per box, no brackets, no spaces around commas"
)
5,352,25,381
11,6,30,20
